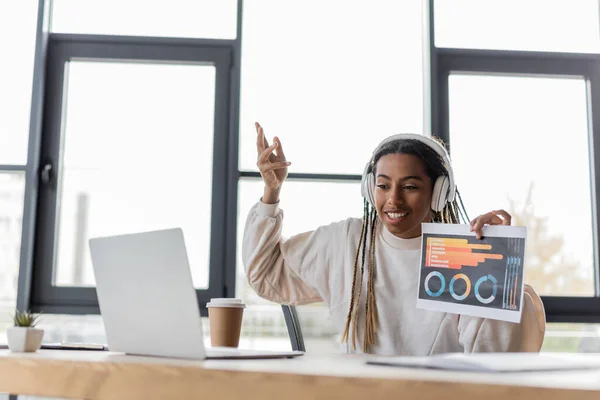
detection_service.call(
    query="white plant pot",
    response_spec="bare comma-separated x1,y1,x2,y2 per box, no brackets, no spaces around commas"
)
7,327,44,353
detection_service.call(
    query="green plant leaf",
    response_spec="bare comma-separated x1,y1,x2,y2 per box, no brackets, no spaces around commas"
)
12,309,41,327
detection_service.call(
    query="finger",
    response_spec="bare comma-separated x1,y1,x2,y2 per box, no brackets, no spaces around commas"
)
473,224,483,240
470,210,508,240
470,218,482,239
257,142,278,164
263,130,270,150
273,136,286,161
470,212,492,230
470,212,493,239
261,161,291,173
481,214,504,226
471,211,505,227
255,123,266,154
257,123,270,149
256,123,270,151
492,209,512,225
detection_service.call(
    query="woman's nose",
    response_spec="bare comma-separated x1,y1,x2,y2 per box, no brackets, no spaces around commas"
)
388,188,405,205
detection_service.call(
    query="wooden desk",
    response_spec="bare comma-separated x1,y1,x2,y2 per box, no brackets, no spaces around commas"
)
0,350,599,399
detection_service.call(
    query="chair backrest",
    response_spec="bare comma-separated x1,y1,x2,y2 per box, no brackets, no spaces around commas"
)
521,284,546,352
281,305,306,352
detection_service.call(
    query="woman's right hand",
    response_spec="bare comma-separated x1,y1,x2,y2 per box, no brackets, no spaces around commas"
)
255,122,290,202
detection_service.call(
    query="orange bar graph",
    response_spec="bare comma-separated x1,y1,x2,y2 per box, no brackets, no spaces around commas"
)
426,237,504,269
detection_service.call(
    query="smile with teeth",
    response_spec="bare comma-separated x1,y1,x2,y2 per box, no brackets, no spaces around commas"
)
385,211,408,220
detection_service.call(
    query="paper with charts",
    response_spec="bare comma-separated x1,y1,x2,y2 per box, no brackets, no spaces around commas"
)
416,223,527,323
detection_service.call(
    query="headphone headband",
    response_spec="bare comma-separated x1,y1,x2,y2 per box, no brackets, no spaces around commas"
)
361,133,456,209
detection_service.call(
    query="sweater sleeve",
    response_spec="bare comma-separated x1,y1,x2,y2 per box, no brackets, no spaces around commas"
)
242,200,346,306
458,284,546,353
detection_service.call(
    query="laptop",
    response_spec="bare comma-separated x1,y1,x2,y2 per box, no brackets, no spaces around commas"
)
88,228,303,360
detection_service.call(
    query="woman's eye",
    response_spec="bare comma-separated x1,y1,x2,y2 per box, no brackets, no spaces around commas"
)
376,184,388,189
404,185,418,190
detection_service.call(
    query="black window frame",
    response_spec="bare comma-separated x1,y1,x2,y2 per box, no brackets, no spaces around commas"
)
428,0,600,322
17,0,243,317
14,0,600,324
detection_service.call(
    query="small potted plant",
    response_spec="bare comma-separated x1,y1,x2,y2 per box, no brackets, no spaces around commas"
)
7,310,44,353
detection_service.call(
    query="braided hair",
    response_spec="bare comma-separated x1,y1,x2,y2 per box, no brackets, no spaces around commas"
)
341,138,468,353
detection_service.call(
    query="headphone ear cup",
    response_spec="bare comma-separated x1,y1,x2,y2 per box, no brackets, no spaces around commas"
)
360,163,376,207
365,174,376,207
431,176,449,212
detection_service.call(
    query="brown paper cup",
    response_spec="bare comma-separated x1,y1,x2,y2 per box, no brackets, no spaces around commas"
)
207,299,245,348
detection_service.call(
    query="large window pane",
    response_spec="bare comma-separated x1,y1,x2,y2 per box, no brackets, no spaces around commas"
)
0,1,38,164
51,0,237,39
0,173,25,338
543,323,600,353
36,313,285,352
31,318,600,354
54,61,215,289
449,74,594,296
239,0,423,174
435,0,600,52
236,179,361,352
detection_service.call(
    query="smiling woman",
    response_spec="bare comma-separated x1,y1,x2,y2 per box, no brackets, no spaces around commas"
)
242,124,545,355
370,136,459,239
374,153,433,239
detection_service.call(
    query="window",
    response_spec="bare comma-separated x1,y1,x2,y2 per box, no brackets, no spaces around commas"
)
435,0,600,53
431,0,600,321
54,61,216,288
0,1,38,163
29,36,234,313
449,74,594,296
51,0,238,39
17,0,600,354
542,323,600,353
0,0,38,340
0,174,25,305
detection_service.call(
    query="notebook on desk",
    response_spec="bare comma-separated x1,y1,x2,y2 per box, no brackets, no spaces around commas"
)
89,228,303,360
367,352,600,372
41,342,107,351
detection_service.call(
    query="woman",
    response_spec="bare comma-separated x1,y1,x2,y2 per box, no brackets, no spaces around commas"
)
243,122,545,355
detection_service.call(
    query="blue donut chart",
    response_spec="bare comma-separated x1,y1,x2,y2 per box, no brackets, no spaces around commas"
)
424,271,445,297
475,275,498,304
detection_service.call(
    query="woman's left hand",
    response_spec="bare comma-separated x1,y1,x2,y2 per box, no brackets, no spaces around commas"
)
470,209,512,240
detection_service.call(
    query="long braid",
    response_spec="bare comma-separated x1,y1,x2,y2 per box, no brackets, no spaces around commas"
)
342,200,382,352
364,209,378,352
351,202,371,348
449,201,461,224
341,199,369,348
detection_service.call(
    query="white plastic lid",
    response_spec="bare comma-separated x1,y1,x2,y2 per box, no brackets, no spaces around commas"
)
206,298,246,308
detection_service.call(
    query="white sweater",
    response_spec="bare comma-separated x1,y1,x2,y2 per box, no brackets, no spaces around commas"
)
243,201,544,355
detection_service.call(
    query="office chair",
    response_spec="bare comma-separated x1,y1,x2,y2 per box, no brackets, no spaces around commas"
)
282,305,306,351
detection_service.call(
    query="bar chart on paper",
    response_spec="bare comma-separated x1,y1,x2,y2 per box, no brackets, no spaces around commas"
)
417,223,527,323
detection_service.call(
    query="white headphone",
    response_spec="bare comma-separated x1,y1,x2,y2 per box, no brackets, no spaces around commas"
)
360,133,456,212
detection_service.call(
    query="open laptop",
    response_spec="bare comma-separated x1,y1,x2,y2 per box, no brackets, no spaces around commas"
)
88,228,303,360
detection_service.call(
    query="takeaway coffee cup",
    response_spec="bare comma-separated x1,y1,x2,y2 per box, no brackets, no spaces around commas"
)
206,298,246,348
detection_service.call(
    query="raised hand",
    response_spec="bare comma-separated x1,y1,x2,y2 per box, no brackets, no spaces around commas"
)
255,122,290,203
